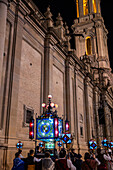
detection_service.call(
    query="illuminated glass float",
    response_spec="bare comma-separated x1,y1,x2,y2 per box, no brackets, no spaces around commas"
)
108,141,113,149
102,138,109,148
36,95,63,149
89,139,97,150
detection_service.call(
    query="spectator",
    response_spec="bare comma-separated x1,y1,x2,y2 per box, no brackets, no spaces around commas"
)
81,152,100,170
74,154,83,170
96,148,109,169
55,148,76,170
41,152,54,170
12,152,24,170
18,149,24,159
25,149,41,169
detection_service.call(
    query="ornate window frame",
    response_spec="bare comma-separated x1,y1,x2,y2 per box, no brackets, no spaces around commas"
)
23,105,34,127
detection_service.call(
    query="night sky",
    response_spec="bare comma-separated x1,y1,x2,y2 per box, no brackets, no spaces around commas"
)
33,0,113,71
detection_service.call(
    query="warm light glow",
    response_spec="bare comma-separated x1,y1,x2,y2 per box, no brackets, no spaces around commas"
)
76,0,79,18
48,95,52,99
85,36,92,55
42,103,46,108
50,103,54,107
30,132,33,135
30,123,33,127
55,104,58,108
83,0,88,15
92,0,97,13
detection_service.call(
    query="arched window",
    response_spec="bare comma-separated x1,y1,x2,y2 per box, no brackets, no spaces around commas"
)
83,0,88,15
92,0,97,13
86,37,92,55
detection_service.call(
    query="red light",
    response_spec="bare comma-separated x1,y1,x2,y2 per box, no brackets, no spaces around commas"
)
30,132,33,135
30,123,33,127
55,130,58,134
66,122,69,132
55,120,58,126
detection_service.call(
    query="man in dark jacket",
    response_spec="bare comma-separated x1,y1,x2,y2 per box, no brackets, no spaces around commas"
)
12,152,24,170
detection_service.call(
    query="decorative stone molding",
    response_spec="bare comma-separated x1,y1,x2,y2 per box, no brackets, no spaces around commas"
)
44,6,53,28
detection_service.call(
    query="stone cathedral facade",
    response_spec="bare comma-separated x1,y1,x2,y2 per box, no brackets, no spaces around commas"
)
0,0,113,169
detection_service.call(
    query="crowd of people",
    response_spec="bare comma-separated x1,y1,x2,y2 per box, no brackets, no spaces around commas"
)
12,147,113,170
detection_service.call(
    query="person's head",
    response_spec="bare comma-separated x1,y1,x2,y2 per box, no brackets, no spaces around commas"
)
77,154,82,159
45,152,50,158
18,149,22,154
59,149,66,158
29,150,34,156
71,148,75,153
15,152,20,158
84,152,90,161
97,148,101,154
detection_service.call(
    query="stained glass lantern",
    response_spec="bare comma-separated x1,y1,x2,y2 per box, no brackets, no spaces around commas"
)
36,95,63,142
102,138,109,148
108,141,113,149
16,141,23,149
58,142,62,147
89,139,97,150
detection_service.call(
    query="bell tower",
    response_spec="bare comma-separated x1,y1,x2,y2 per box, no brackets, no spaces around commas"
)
72,0,110,71
76,0,101,18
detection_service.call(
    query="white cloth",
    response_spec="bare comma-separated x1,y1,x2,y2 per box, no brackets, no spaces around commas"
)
34,157,41,162
103,154,111,161
67,159,76,170
20,154,24,159
95,158,101,166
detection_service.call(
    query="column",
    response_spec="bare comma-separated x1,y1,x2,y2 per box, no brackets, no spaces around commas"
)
65,56,71,124
0,0,8,89
84,77,91,141
78,0,84,17
88,0,93,14
93,87,100,146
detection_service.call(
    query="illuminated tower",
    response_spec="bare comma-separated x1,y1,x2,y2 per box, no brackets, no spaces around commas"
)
76,0,101,18
72,0,112,143
73,0,110,70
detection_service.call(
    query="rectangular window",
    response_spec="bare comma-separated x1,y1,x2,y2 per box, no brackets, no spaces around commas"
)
23,105,34,127
80,126,83,136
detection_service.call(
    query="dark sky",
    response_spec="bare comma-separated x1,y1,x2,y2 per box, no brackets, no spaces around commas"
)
33,0,113,71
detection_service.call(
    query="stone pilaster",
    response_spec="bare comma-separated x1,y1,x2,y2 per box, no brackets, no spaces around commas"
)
0,0,8,89
84,77,91,141
43,35,53,104
88,0,93,14
74,68,80,152
93,87,100,146
65,56,71,126
78,0,84,17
